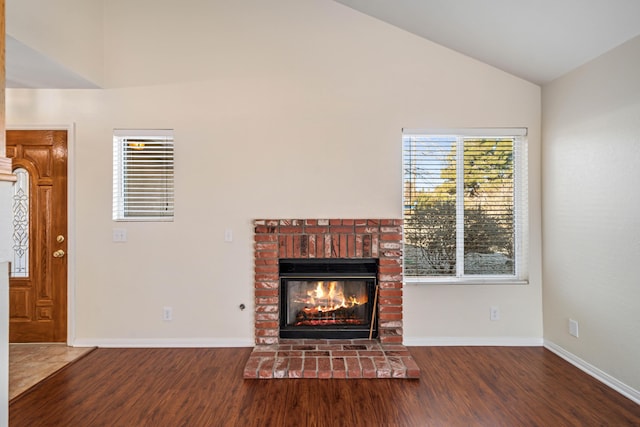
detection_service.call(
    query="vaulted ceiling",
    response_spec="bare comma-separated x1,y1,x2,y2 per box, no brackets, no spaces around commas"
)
6,1,640,88
334,0,640,84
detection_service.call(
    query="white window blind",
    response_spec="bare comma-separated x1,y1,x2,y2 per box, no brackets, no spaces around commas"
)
402,128,528,283
113,129,174,221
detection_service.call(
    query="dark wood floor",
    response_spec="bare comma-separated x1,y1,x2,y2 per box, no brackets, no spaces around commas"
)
9,346,640,426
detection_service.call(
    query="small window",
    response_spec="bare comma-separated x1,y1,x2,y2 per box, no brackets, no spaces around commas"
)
402,128,528,284
113,129,174,221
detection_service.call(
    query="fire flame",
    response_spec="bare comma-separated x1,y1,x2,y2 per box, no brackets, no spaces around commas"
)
302,281,365,314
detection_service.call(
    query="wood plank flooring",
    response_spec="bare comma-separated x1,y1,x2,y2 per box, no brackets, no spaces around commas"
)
9,343,95,400
9,346,640,426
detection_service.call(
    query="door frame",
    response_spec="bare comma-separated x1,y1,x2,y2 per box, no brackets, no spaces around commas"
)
7,124,76,345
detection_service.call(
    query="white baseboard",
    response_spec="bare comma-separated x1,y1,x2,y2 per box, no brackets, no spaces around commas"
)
72,337,254,348
403,336,543,347
544,340,640,405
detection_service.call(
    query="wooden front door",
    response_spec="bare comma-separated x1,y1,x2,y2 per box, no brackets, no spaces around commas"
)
6,130,68,342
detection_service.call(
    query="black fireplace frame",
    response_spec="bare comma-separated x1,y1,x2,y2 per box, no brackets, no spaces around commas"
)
279,258,378,339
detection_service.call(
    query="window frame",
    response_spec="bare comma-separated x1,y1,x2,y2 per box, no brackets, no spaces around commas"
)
402,128,529,285
112,129,175,222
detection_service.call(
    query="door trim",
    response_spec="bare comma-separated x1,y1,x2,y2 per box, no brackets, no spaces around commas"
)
7,124,76,345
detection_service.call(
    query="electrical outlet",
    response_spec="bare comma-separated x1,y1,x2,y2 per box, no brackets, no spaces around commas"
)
490,306,500,321
163,306,173,321
569,319,579,337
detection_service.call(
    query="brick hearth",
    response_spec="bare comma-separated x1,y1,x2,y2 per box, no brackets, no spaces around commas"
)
246,219,419,379
244,339,420,379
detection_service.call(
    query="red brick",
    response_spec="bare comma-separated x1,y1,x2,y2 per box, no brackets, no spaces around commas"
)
255,289,278,298
363,235,372,257
388,356,408,378
277,350,303,357
360,358,376,378
256,337,278,345
316,235,324,258
305,226,329,234
317,357,332,379
380,233,402,241
331,350,359,357
379,274,403,282
332,357,346,379
255,242,278,252
255,281,278,289
303,358,317,378
293,235,301,257
358,350,384,357
379,297,402,306
380,336,403,344
273,357,289,379
254,234,278,242
279,226,303,234
373,357,391,378
255,313,278,321
255,304,278,313
258,359,275,379
345,357,362,378
254,273,278,282
402,357,421,378
255,320,279,329
378,265,403,275
379,250,402,258
255,225,277,234
255,296,278,305
371,235,379,257
305,351,330,357
379,282,402,289
255,251,277,259
379,313,403,321
340,235,348,257
308,234,316,258
243,357,261,379
255,265,278,275
325,235,333,257
300,235,309,257
288,357,304,378
255,259,278,267
355,235,363,257
330,226,355,234
379,289,402,298
255,328,278,337
286,235,294,257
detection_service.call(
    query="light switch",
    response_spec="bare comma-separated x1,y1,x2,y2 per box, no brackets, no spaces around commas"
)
113,228,127,242
224,229,233,242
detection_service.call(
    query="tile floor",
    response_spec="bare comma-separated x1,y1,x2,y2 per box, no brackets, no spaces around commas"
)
244,339,421,379
9,343,95,400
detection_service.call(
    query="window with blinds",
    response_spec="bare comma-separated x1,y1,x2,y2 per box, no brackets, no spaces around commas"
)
113,129,174,221
402,129,528,283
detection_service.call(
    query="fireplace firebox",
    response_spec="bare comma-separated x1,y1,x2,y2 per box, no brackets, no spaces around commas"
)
279,258,378,339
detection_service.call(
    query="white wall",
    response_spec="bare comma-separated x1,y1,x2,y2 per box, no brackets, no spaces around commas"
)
542,35,640,394
6,0,542,347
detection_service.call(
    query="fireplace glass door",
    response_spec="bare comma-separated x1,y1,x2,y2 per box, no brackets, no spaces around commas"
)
279,259,377,339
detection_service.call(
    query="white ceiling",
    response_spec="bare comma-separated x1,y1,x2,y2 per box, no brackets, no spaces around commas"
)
6,1,640,88
334,0,640,84
5,35,100,89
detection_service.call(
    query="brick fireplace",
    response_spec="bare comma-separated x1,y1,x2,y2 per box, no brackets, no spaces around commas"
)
253,218,403,345
244,219,419,379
